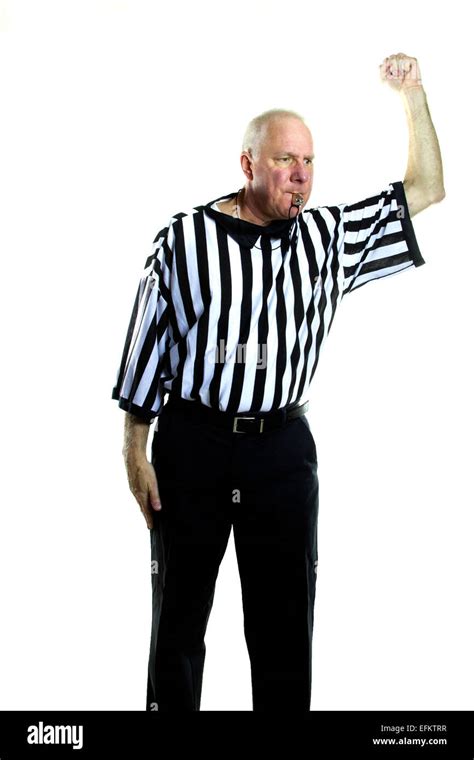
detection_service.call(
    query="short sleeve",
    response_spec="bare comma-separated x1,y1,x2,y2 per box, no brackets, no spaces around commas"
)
341,180,425,297
111,224,174,422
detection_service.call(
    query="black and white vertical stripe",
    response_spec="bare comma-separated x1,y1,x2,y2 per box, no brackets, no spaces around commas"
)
112,180,424,424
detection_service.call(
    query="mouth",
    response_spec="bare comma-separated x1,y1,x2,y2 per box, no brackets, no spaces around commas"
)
290,192,305,208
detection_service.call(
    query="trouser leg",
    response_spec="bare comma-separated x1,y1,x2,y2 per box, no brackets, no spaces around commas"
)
146,413,232,711
232,415,319,712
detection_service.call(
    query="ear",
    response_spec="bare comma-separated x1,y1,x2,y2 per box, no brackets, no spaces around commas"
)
240,151,253,180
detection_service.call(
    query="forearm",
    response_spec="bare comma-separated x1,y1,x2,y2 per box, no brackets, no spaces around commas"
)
123,412,151,462
401,85,445,200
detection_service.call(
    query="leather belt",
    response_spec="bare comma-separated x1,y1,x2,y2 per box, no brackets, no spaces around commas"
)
163,392,309,434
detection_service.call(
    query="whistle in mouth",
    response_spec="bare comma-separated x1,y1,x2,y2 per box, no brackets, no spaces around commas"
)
292,193,304,207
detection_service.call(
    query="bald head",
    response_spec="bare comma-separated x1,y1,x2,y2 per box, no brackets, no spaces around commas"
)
242,108,310,159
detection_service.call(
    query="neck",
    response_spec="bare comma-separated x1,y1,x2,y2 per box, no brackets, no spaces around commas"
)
236,187,274,226
236,186,301,224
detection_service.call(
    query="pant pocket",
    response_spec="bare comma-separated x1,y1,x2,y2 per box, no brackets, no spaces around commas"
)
297,416,318,464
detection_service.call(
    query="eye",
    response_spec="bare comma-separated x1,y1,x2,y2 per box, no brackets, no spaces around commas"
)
304,158,313,165
278,156,291,162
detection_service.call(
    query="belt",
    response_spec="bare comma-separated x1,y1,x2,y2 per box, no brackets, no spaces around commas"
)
163,392,309,434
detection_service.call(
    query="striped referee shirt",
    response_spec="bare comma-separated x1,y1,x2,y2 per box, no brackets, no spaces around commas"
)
112,180,424,428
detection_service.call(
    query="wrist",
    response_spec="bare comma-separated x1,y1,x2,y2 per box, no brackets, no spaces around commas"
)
400,83,426,97
400,84,428,116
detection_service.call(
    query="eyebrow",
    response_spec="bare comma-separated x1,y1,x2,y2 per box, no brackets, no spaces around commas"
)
275,151,315,159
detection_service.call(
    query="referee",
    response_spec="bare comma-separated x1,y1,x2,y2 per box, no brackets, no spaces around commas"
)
112,53,445,711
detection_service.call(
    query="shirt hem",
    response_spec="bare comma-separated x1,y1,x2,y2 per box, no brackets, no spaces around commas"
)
391,180,426,267
111,389,157,423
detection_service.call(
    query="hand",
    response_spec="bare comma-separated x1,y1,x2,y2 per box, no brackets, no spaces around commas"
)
124,454,162,530
380,52,423,92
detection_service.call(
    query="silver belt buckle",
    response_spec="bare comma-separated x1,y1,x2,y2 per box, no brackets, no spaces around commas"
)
232,415,264,434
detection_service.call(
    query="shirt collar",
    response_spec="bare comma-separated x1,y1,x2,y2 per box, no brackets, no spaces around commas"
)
203,191,297,248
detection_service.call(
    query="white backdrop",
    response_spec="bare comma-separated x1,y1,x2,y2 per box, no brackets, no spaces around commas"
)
0,0,472,711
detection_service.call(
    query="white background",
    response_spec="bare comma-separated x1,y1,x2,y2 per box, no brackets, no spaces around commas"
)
0,0,472,710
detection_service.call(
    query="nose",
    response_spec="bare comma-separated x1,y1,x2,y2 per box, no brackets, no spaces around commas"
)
290,160,311,184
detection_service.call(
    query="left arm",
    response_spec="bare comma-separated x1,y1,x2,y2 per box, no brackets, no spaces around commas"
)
380,53,446,217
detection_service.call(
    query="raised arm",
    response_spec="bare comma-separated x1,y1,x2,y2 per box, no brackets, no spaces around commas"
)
380,52,446,217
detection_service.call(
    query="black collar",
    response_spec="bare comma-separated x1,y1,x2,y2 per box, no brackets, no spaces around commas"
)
203,191,297,248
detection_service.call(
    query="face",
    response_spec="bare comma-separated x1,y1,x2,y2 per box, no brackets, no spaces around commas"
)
242,117,314,221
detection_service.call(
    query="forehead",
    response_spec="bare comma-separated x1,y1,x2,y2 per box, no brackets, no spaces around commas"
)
260,117,313,155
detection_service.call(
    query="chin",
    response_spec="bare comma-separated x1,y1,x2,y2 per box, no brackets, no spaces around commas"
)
272,203,295,220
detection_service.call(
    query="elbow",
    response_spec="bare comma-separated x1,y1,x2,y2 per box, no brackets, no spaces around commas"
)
430,180,446,203
404,179,446,214
430,184,446,204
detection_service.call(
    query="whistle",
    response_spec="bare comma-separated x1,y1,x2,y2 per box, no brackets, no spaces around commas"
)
292,193,304,207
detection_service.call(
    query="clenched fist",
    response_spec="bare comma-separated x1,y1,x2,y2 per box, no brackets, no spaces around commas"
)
380,53,423,91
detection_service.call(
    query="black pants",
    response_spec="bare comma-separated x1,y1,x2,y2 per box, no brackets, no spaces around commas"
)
146,401,319,712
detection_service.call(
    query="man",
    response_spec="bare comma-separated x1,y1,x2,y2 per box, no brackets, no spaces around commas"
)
111,53,445,711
